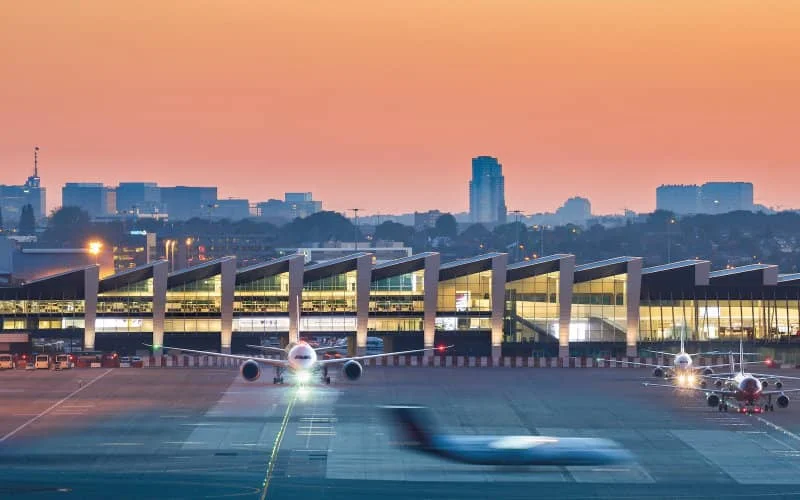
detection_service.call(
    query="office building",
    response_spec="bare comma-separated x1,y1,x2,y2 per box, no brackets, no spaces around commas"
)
62,183,115,218
256,193,322,222
555,197,592,224
469,156,506,224
413,210,443,231
116,182,162,216
212,199,251,220
160,186,218,221
699,182,754,214
656,185,700,214
657,182,755,215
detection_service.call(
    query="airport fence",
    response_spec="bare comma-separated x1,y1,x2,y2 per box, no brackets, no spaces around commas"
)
119,354,799,369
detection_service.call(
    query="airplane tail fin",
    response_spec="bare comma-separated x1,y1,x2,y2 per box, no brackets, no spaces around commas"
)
380,405,437,449
740,338,745,372
680,329,685,354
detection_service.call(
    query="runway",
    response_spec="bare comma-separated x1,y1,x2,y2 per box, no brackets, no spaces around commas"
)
2,367,800,498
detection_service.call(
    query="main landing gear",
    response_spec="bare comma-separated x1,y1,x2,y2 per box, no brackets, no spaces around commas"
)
273,367,285,385
323,367,331,385
764,395,775,412
717,402,729,412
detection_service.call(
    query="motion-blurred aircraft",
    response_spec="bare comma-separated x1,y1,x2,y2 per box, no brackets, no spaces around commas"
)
382,405,632,466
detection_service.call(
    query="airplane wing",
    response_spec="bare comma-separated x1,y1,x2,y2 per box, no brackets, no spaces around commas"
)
642,350,676,357
642,382,736,396
246,345,287,355
596,358,667,370
763,388,800,395
693,361,762,371
144,343,288,368
749,372,800,381
318,345,452,366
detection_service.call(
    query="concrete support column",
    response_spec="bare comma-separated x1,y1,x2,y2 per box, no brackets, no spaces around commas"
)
355,254,372,356
220,257,236,354
490,253,509,359
151,260,169,358
82,265,100,351
287,254,304,345
422,253,441,350
625,258,643,357
558,255,576,359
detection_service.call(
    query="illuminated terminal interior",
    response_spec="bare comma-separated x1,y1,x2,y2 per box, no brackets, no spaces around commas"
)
3,252,800,357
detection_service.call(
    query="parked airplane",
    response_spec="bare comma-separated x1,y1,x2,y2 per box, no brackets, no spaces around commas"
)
146,341,450,385
382,405,632,466
644,340,800,414
598,332,758,385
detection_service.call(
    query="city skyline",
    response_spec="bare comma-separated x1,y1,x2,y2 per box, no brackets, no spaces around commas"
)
3,1,799,215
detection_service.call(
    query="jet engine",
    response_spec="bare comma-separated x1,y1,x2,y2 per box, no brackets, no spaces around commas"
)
652,367,665,378
776,381,783,389
240,359,261,382
342,360,363,381
714,379,724,388
707,394,721,407
777,394,790,409
762,380,769,388
702,368,714,376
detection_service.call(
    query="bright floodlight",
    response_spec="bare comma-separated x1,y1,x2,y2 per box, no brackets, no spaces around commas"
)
296,371,312,384
687,374,696,385
88,241,103,255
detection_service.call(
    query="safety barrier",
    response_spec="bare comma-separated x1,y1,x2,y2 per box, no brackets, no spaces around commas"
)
12,355,797,370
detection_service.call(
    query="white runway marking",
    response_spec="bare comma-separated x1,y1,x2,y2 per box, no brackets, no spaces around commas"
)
0,369,112,443
755,416,800,444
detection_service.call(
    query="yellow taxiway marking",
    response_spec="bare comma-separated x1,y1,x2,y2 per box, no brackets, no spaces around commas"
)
260,390,297,500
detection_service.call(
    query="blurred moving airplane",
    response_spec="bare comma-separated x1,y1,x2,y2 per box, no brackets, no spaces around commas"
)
644,340,800,414
146,341,450,385
382,405,632,466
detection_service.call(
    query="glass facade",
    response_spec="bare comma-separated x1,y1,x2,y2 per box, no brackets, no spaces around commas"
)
96,277,155,333
570,275,627,342
368,270,424,333
301,270,357,332
504,271,560,342
165,275,222,333
234,273,289,314
640,290,800,342
436,270,492,332
0,299,85,331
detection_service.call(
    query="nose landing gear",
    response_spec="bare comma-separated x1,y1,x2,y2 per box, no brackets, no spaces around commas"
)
273,367,285,384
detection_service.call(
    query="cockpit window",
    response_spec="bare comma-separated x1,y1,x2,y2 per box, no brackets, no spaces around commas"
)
293,354,312,360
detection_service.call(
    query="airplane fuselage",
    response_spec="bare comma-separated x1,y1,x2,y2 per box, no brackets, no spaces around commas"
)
285,342,318,372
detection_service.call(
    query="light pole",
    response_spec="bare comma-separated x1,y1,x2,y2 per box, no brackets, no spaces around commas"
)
350,208,361,251
88,241,103,265
510,210,523,262
667,218,676,263
185,238,193,265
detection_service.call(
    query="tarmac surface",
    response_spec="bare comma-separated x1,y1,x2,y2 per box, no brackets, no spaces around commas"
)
2,366,800,499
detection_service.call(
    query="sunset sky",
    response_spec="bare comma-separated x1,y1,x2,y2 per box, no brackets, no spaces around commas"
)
1,1,799,215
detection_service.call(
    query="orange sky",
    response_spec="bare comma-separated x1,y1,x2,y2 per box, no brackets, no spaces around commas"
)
1,1,799,215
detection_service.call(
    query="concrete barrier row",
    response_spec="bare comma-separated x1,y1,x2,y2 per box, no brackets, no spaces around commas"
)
131,354,777,369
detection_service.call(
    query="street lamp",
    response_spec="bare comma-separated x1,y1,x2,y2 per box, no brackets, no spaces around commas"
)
88,241,103,265
164,239,176,272
186,238,193,264
667,218,676,263
350,208,361,251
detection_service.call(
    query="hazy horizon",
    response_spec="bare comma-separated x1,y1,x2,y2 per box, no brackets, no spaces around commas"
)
3,1,798,215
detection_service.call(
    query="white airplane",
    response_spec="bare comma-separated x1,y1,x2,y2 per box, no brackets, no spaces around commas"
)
598,332,757,385
644,339,800,414
146,341,450,385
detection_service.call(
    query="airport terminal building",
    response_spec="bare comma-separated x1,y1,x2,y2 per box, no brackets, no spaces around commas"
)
1,252,800,357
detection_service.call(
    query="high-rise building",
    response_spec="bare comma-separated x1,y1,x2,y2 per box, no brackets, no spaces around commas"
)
116,182,162,215
160,186,217,221
656,185,700,214
699,182,754,214
62,183,115,218
469,156,506,224
0,147,47,224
